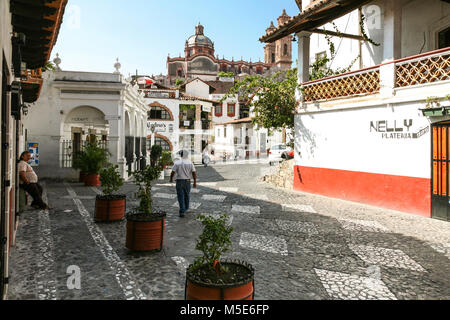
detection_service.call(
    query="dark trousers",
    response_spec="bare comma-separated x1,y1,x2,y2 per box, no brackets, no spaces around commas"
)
176,179,191,215
20,183,47,209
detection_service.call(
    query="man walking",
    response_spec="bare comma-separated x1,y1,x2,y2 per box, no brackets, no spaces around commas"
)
170,150,197,217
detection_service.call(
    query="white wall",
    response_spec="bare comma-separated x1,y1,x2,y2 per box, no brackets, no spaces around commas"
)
306,0,450,73
295,102,431,179
145,97,180,151
186,79,210,98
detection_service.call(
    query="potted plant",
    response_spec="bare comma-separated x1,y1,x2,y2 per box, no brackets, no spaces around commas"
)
161,151,173,176
95,163,126,222
185,214,255,300
72,149,88,183
83,141,110,186
125,149,166,251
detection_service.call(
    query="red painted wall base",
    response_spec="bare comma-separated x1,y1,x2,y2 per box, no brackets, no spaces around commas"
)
293,166,431,217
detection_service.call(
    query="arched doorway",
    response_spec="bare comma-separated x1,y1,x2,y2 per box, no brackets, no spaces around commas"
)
431,121,450,221
62,106,109,167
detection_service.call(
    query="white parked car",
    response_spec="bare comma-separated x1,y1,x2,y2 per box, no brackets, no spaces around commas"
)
268,144,293,166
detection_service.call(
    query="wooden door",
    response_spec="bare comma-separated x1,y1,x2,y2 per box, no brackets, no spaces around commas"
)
431,123,450,221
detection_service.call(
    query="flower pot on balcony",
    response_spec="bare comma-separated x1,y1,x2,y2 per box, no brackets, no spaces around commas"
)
95,195,126,222
84,173,100,187
126,210,166,251
185,260,255,300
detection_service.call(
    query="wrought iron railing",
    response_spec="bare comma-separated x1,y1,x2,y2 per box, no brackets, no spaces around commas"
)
61,140,109,168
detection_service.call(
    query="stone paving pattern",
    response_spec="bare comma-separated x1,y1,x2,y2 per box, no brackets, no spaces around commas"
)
6,163,450,300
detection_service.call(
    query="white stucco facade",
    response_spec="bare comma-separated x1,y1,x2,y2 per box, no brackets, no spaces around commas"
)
24,68,148,180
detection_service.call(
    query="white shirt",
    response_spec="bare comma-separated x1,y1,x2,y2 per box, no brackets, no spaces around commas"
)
18,160,38,184
172,159,196,180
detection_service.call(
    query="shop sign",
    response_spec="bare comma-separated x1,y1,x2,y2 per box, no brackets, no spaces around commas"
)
202,105,211,113
370,119,429,139
147,122,167,133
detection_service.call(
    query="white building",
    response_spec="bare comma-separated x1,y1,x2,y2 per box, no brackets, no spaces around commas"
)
139,80,217,159
24,58,149,180
261,0,450,220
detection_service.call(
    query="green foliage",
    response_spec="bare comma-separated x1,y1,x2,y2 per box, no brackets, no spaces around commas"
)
72,150,88,172
74,142,109,174
99,164,123,195
360,14,381,47
161,151,173,167
132,164,163,214
223,68,298,133
191,214,233,274
150,144,163,167
175,78,185,87
42,61,56,72
218,72,235,78
426,95,450,108
180,104,196,111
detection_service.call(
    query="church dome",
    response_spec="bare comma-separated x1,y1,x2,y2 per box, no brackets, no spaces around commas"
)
186,23,214,48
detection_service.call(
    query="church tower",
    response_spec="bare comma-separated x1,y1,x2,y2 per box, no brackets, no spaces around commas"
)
264,21,277,65
274,9,293,70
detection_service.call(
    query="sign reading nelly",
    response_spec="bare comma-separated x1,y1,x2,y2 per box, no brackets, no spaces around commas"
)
370,119,429,139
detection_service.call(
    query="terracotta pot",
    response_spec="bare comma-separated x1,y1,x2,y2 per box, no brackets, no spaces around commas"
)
185,261,254,300
95,195,126,222
126,212,166,251
84,173,100,186
79,171,88,183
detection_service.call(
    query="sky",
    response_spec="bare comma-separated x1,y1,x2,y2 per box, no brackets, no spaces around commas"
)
51,0,300,77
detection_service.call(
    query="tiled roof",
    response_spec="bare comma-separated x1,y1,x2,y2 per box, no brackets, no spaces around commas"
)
204,81,235,94
259,0,372,43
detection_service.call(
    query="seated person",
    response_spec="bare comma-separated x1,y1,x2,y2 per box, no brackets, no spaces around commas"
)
18,151,51,210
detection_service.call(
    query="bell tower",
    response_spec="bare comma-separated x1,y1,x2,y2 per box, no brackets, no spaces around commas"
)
274,9,293,70
264,21,276,65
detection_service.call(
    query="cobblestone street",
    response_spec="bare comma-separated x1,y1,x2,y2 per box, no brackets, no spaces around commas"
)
6,163,450,300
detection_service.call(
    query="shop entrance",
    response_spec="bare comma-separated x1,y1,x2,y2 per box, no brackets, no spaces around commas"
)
431,122,450,221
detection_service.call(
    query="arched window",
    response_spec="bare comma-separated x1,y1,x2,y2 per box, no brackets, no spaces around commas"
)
271,53,275,63
147,137,171,151
283,44,288,56
149,107,171,120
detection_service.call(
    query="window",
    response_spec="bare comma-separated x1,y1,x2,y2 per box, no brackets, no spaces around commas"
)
149,107,171,120
224,128,227,138
256,68,262,75
215,105,223,117
147,137,171,151
177,69,182,77
284,44,288,56
227,104,235,117
271,53,275,63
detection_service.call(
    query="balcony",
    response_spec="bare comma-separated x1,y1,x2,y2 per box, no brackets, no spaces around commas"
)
21,68,44,103
300,47,450,105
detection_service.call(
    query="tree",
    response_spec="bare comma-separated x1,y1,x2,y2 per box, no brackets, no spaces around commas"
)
222,68,298,147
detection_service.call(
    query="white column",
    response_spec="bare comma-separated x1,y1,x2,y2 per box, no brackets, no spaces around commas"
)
104,114,123,174
383,0,402,62
296,31,311,110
